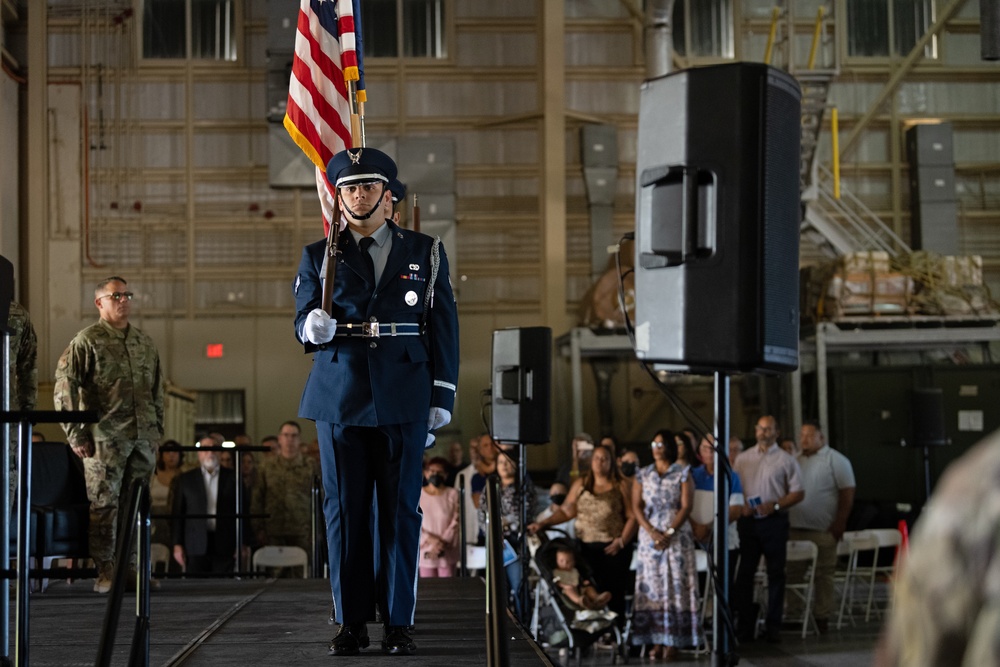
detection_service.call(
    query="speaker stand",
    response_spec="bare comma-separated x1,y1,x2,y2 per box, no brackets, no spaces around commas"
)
517,442,530,621
712,372,736,666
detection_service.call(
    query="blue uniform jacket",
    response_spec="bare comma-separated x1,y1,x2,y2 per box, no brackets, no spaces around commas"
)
293,220,459,426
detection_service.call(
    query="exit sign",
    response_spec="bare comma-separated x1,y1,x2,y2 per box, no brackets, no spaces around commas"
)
206,343,224,358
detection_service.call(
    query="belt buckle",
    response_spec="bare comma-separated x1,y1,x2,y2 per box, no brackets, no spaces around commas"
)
362,321,380,338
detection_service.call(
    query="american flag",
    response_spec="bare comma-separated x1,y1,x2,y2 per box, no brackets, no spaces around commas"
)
283,0,360,233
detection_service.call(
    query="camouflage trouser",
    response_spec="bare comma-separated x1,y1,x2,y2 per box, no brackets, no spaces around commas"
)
84,439,157,573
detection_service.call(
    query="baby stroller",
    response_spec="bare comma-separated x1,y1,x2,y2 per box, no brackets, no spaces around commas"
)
528,530,622,664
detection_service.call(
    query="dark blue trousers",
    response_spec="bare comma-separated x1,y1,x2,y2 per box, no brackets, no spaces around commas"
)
734,513,790,635
316,421,425,626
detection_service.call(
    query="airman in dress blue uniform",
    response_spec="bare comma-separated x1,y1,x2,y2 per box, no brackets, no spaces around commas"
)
293,147,459,657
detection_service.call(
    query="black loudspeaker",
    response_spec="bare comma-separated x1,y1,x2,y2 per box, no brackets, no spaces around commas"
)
491,327,551,444
982,0,1000,61
906,123,958,254
634,62,802,373
912,388,948,447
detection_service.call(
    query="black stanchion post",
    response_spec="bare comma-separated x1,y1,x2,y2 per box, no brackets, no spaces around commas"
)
234,448,243,574
485,476,510,667
1,335,9,665
713,372,731,666
517,442,529,621
129,483,151,667
14,420,31,667
458,475,467,577
96,479,144,667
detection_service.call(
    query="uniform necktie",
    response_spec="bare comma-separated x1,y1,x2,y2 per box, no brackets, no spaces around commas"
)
359,236,377,286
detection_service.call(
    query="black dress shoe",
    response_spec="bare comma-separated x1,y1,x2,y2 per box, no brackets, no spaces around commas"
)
381,625,416,655
329,622,370,656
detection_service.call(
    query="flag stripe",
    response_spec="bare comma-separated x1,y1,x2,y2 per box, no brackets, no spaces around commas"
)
284,0,357,232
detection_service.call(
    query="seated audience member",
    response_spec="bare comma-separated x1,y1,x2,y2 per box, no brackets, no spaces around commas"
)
251,421,320,565
31,431,45,443
530,443,635,623
552,547,612,610
219,449,235,469
419,457,460,577
172,436,239,574
555,432,595,487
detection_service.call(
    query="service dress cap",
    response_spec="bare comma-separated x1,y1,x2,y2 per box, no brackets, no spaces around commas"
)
326,147,398,188
388,178,407,204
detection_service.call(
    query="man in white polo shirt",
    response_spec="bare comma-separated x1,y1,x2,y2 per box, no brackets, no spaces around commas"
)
733,415,804,643
788,421,855,632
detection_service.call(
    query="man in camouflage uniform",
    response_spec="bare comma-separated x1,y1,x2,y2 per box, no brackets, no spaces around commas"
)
875,431,1000,667
6,300,38,503
54,276,164,593
251,420,320,565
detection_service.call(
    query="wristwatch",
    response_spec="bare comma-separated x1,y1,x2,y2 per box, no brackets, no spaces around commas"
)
773,502,781,512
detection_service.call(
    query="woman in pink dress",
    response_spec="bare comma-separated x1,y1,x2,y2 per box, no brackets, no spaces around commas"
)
419,457,460,577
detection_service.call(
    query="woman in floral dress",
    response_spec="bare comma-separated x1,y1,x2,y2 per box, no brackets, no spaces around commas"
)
631,429,699,660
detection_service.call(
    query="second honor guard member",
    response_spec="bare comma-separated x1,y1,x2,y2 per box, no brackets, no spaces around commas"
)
294,147,459,657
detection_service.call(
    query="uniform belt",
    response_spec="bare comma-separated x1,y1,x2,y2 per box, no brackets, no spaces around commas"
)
334,322,421,338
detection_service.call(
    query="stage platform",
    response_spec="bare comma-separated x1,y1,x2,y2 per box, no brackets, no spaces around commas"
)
12,577,553,666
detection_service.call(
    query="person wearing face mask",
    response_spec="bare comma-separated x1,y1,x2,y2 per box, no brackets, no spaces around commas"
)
171,435,240,574
535,482,576,539
618,447,640,479
418,457,460,577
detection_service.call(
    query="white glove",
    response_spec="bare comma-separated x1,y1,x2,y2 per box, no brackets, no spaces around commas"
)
428,407,451,432
304,308,336,345
425,433,436,449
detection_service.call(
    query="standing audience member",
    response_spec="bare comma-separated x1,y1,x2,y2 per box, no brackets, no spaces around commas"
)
631,431,699,659
470,433,498,509
172,436,239,574
689,435,744,585
530,444,635,622
555,432,595,487
454,438,482,550
733,416,804,643
444,440,465,487
418,457,460,577
150,440,183,545
788,421,855,632
54,276,164,593
780,437,800,457
477,453,537,620
728,436,744,464
6,300,37,504
251,420,320,561
261,435,278,457
599,434,619,458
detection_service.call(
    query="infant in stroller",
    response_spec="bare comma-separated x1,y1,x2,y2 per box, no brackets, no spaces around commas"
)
552,547,612,611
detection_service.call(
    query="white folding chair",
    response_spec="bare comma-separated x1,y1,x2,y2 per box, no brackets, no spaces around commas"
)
836,530,879,629
864,528,902,621
150,542,171,573
252,545,309,578
784,540,819,638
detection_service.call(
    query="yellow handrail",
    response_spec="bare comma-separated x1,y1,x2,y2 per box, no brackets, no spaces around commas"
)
831,107,841,200
807,6,825,70
763,7,780,65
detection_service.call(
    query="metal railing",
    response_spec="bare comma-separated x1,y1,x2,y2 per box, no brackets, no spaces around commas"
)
484,475,509,667
96,478,152,667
